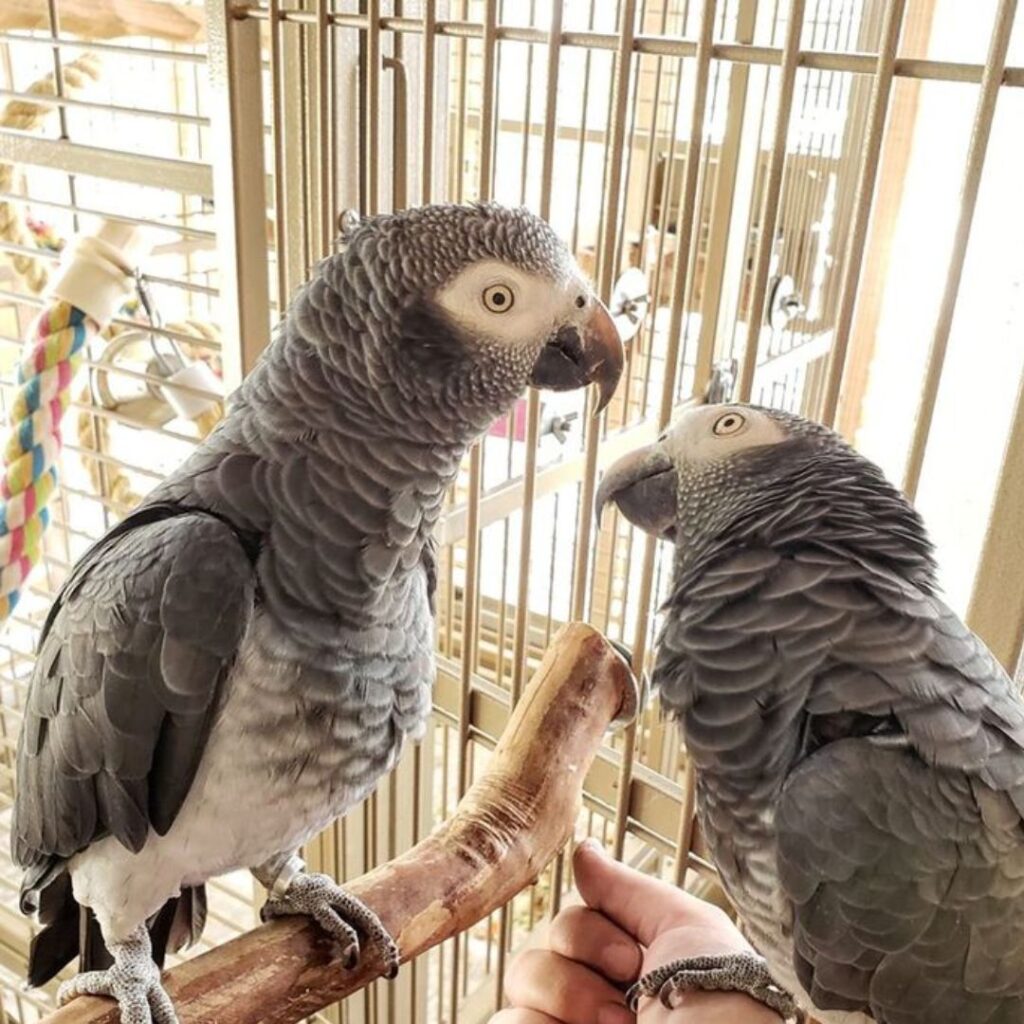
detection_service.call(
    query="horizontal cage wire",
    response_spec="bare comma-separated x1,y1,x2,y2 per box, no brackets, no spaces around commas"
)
0,0,1023,1021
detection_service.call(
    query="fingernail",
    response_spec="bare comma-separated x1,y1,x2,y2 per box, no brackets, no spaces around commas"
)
597,1002,633,1024
602,942,640,981
579,836,606,857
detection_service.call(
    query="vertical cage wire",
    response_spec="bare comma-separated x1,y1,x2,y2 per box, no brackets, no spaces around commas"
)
737,0,807,401
568,0,638,627
609,0,716,868
821,0,908,424
901,0,1019,499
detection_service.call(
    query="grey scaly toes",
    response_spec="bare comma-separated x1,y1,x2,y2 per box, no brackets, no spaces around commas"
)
261,868,400,979
57,925,178,1024
625,952,805,1022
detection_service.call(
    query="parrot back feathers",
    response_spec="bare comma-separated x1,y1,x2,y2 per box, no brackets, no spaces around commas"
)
778,739,1024,1023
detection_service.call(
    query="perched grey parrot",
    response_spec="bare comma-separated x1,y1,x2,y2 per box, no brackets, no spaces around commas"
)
13,202,623,1024
597,404,1024,1024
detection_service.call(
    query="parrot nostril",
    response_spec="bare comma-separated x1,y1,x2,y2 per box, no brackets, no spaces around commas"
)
549,324,584,364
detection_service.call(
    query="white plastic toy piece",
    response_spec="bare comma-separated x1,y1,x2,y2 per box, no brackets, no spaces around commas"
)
49,219,152,326
160,361,222,420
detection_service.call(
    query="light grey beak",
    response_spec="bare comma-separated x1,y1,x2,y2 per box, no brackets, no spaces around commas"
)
595,441,678,540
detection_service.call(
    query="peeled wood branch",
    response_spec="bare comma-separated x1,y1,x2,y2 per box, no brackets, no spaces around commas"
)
42,623,639,1024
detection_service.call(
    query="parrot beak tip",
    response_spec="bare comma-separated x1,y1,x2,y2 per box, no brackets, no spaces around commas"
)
585,300,624,417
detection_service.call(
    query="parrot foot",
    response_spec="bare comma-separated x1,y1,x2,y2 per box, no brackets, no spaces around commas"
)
56,925,178,1024
625,951,804,1022
261,868,400,979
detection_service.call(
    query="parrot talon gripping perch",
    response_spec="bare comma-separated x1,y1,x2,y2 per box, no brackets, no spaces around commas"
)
57,927,178,1024
259,868,401,979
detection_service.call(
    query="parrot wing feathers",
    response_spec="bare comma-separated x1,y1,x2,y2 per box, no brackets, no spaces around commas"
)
778,584,1024,1023
12,507,256,868
777,737,1024,1024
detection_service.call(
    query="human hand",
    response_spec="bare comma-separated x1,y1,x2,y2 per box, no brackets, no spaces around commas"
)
492,839,783,1024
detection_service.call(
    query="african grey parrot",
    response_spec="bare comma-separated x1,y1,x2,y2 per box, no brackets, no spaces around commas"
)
13,202,623,1024
596,403,1024,1024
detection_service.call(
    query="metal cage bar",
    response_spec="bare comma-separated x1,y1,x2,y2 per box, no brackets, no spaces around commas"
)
901,0,1020,499
736,0,808,402
568,0,637,625
233,6,1024,86
820,0,907,425
207,0,271,386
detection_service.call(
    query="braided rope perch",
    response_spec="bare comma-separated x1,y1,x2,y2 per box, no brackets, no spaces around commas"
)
0,52,225,548
1,304,224,622
1,62,225,530
0,224,147,625
0,300,87,619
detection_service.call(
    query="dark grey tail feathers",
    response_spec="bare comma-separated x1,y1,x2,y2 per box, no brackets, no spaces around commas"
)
147,885,208,965
24,871,207,989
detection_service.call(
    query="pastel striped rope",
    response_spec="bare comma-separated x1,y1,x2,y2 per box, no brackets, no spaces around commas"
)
0,300,89,622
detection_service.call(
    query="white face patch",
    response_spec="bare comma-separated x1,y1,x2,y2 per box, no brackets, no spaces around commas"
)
661,404,788,466
434,258,589,348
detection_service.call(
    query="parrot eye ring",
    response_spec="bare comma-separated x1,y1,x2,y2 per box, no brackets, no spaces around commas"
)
482,284,515,313
575,294,586,309
712,412,747,436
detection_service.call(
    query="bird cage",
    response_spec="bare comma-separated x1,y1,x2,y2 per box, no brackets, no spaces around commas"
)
0,0,1023,1022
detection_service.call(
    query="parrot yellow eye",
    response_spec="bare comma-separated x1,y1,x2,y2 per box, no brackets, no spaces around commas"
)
482,284,515,313
712,411,747,436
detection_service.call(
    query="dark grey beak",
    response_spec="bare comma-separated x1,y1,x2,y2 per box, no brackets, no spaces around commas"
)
595,442,678,540
529,299,624,415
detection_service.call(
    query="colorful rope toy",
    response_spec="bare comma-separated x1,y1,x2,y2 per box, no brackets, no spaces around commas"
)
0,221,148,624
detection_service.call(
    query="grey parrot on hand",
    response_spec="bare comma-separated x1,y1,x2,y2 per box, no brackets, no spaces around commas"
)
13,202,623,1024
596,403,1024,1024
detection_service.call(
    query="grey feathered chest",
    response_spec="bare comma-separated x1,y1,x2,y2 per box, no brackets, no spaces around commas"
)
105,576,438,891
215,574,435,830
119,333,457,873
689,728,798,989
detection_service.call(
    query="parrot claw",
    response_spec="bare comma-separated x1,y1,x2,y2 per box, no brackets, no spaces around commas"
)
261,870,401,980
605,637,649,725
57,926,178,1024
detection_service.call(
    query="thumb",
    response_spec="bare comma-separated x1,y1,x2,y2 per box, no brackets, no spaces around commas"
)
573,839,724,948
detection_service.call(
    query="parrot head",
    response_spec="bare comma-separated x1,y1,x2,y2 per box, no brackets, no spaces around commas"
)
595,403,935,586
333,203,624,434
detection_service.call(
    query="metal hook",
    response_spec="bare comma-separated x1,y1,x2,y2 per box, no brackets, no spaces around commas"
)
133,269,186,376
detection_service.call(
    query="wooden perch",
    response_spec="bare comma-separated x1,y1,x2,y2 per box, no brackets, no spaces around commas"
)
42,623,638,1024
3,0,205,44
